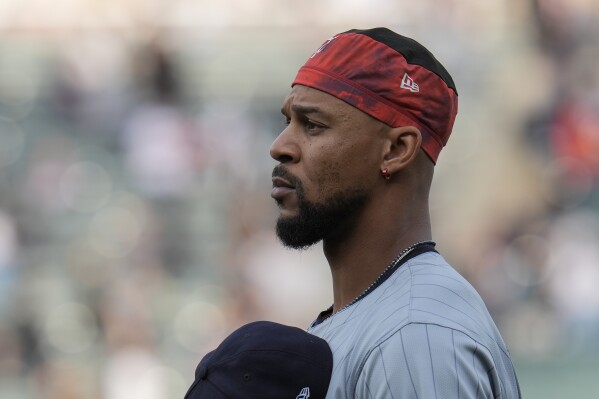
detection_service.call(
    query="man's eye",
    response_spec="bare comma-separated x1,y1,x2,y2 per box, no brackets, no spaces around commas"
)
305,120,323,131
283,117,291,125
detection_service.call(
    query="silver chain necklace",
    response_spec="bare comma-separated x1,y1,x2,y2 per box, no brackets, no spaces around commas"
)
326,240,435,319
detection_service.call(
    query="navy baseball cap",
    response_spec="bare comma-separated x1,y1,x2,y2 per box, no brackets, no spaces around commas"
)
184,321,333,399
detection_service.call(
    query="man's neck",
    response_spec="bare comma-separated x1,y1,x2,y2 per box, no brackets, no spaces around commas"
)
322,203,431,313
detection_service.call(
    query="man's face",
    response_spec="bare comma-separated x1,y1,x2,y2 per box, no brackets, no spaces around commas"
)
269,85,386,249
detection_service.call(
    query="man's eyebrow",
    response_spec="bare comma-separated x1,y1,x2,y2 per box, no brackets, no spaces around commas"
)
281,104,330,118
292,104,323,115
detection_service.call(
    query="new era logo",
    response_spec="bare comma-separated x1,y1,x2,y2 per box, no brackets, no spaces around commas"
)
296,387,310,399
400,73,419,92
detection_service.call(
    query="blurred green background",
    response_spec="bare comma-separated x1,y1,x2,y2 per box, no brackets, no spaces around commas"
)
0,0,598,398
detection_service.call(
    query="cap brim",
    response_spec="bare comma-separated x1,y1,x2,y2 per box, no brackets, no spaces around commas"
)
184,378,228,399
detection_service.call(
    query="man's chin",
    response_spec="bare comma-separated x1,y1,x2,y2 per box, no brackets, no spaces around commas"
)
275,218,322,250
273,187,368,250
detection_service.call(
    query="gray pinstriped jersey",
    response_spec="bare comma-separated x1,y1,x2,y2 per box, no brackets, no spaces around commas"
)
308,251,521,399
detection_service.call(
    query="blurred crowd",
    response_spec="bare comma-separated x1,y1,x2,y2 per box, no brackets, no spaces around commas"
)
0,0,598,398
471,0,599,357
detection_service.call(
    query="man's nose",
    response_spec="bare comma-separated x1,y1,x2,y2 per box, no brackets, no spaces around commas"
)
269,126,299,164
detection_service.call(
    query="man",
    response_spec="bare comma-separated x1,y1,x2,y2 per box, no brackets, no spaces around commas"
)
270,28,521,398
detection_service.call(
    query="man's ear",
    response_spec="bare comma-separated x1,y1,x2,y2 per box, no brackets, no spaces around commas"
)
381,125,422,174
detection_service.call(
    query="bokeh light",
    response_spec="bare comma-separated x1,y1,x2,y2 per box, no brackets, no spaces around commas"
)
43,302,98,354
88,206,142,258
60,161,113,212
173,300,226,353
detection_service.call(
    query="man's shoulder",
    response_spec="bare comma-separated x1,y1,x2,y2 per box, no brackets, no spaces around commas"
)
309,251,486,338
404,250,474,294
309,252,520,399
311,251,505,354
404,252,500,342
356,322,521,399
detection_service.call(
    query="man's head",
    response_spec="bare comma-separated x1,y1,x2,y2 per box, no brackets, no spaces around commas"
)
270,28,458,249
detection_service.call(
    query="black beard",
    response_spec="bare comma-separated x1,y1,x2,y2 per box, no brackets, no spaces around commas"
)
275,183,368,250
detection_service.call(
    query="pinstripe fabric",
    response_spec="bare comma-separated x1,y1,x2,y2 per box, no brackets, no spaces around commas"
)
308,252,521,399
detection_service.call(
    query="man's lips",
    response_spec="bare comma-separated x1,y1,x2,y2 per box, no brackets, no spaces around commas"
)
271,177,295,200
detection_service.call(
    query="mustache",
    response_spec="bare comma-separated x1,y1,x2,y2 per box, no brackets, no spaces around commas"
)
272,165,302,189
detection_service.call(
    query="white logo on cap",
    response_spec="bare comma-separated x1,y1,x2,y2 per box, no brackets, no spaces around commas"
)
310,36,338,58
401,73,420,92
296,387,310,398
